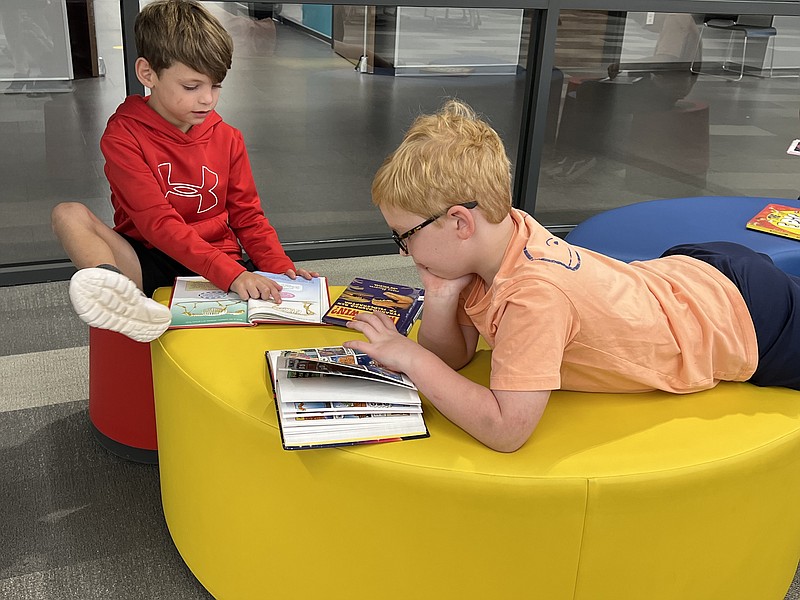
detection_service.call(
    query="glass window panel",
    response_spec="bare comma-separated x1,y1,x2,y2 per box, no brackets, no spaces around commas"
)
0,0,73,82
0,0,124,269
206,3,527,248
537,10,800,228
394,7,523,76
1,1,529,277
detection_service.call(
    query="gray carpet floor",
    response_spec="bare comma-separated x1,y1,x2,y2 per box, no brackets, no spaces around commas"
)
1,254,799,599
0,255,419,599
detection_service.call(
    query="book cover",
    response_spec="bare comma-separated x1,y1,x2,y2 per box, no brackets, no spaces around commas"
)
322,277,424,336
265,346,429,450
169,273,330,329
746,203,800,241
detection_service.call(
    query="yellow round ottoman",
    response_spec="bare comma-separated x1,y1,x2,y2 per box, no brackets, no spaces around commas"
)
150,291,800,600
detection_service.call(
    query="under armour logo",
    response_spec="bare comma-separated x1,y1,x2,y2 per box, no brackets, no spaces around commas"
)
157,163,219,213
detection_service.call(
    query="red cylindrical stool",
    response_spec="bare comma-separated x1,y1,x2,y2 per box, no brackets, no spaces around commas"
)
89,327,158,463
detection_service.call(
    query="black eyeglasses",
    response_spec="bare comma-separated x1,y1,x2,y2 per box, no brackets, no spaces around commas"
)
391,202,478,254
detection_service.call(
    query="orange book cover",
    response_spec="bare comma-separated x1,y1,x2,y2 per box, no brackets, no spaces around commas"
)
746,203,800,241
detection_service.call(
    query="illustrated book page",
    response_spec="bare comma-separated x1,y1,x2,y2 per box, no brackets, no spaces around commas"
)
168,273,330,328
246,273,330,324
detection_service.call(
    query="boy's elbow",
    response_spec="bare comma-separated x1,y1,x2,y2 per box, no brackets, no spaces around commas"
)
486,429,534,453
478,416,538,452
482,391,549,452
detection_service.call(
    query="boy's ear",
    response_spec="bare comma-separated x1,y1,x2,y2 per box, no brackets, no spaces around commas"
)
448,204,476,240
135,58,157,89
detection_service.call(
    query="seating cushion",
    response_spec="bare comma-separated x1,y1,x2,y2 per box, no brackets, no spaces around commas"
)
565,196,800,276
150,286,800,599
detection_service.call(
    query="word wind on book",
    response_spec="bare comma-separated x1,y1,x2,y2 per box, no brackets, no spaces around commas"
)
265,346,429,450
168,273,330,328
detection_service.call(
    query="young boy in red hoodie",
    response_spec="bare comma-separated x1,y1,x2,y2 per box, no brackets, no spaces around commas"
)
51,0,316,342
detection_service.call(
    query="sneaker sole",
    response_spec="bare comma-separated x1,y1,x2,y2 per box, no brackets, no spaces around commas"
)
69,268,171,343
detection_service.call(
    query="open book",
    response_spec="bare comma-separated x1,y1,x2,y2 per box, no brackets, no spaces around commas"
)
168,273,330,328
322,277,424,336
266,346,429,450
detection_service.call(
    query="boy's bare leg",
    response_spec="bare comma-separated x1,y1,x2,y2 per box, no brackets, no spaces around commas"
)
52,202,171,343
51,201,143,287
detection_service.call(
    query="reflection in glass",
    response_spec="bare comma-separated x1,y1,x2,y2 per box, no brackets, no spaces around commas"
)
0,2,529,276
0,0,73,88
393,7,523,76
536,11,800,228
207,3,528,249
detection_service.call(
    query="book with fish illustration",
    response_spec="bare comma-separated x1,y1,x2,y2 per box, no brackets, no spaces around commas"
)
168,273,330,328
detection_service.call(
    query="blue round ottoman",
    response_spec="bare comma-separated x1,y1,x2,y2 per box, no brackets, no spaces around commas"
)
565,196,800,275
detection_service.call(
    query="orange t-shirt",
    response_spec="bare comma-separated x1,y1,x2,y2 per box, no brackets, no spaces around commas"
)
461,210,758,393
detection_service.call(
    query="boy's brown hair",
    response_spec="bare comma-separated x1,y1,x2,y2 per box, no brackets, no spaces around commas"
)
371,99,512,224
135,0,233,83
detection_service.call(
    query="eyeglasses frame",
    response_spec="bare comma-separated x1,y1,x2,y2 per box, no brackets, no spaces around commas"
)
391,201,478,253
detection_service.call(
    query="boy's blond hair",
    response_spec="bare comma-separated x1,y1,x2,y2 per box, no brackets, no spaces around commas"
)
135,0,233,83
372,100,512,224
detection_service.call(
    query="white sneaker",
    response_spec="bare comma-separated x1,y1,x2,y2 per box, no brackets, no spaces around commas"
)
69,267,172,343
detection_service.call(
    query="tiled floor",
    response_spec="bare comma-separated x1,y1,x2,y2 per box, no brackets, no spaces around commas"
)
0,253,422,600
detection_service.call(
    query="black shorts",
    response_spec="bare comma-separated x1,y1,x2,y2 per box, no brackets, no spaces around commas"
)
661,242,800,390
121,234,255,297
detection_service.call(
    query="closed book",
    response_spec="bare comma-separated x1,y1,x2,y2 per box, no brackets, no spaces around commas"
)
322,277,424,336
746,203,800,241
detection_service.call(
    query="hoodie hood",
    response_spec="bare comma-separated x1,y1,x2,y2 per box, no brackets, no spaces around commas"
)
107,95,223,145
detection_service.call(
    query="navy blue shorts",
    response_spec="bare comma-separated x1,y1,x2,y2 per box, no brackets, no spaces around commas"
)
121,234,255,297
661,242,800,390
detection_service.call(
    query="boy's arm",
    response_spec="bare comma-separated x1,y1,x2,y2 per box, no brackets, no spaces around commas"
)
416,271,479,370
417,290,479,371
102,129,250,290
411,353,550,452
345,312,550,452
225,133,295,274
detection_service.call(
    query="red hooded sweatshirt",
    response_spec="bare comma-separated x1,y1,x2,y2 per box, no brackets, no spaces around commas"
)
100,95,294,291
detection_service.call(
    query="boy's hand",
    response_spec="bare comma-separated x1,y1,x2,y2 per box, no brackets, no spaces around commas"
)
284,268,319,280
344,311,419,374
230,271,283,303
416,265,473,300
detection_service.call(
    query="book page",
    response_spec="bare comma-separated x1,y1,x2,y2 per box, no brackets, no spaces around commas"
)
247,273,330,324
281,400,423,417
266,349,428,450
277,372,422,406
169,276,249,327
276,346,416,389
